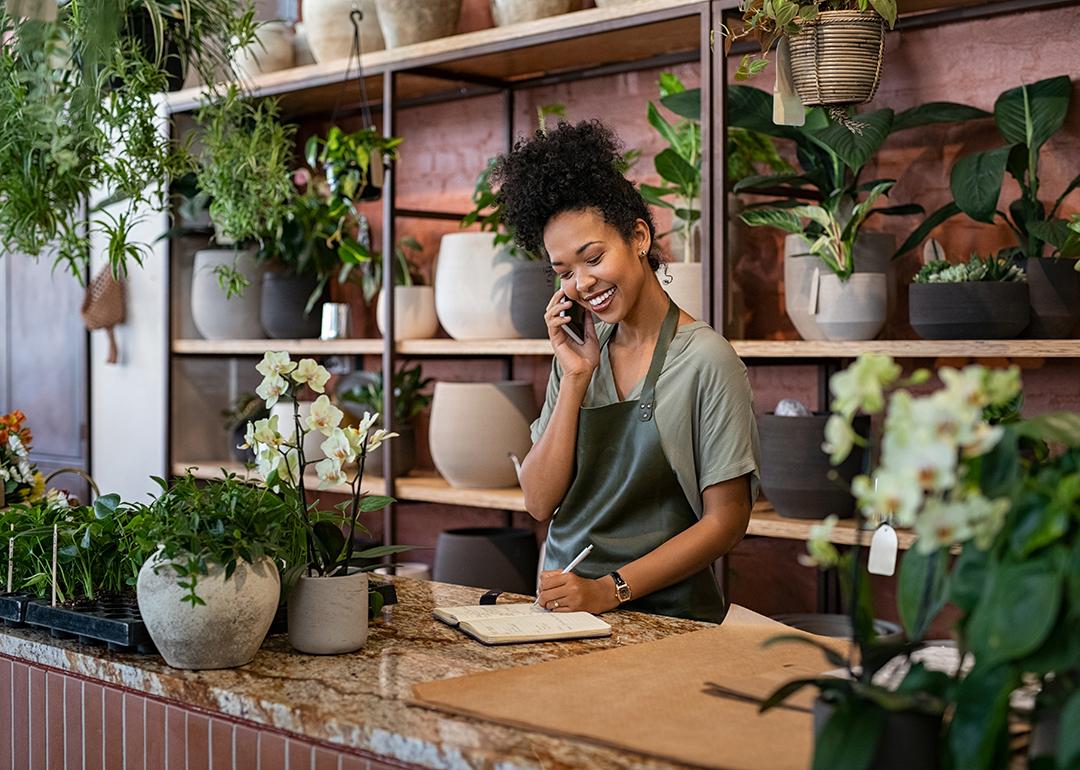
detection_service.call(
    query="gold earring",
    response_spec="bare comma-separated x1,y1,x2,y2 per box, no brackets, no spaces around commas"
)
639,250,646,258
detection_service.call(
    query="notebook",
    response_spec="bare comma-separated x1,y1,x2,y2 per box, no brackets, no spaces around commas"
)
433,603,612,645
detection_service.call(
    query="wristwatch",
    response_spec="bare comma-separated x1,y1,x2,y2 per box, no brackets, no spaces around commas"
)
610,571,632,603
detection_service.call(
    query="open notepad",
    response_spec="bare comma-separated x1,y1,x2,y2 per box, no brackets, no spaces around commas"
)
434,603,612,645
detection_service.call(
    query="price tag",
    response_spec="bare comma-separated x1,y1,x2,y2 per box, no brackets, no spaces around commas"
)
868,523,898,576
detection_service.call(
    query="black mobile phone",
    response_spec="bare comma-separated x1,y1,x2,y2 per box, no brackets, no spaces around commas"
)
560,294,587,345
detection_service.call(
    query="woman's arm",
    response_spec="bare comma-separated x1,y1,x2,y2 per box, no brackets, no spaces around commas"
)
519,372,590,521
537,474,752,611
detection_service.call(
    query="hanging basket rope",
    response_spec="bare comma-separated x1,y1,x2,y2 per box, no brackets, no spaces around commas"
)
788,10,886,115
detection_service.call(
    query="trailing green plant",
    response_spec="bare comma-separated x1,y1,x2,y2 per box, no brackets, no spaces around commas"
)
358,237,425,305
727,126,792,187
913,252,1027,284
724,0,898,81
338,363,433,428
900,75,1080,268
305,126,402,207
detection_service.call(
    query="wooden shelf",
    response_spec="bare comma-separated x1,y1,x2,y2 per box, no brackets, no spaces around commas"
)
731,339,1080,359
747,505,917,550
172,339,384,355
397,338,553,355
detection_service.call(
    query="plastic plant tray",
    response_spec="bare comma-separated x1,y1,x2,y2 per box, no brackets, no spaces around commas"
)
25,596,156,654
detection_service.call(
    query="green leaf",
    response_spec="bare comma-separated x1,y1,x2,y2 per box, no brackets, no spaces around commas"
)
897,549,949,642
312,520,347,567
977,425,1020,498
359,494,395,512
647,103,685,156
1050,170,1080,217
1060,690,1080,770
654,148,698,190
867,0,897,26
1017,412,1080,446
864,203,923,219
891,102,991,132
949,664,1017,770
809,109,894,172
950,147,1011,224
894,202,962,258
1028,219,1073,253
732,173,814,193
993,75,1071,152
758,677,822,713
352,544,414,560
762,634,849,668
659,88,700,121
93,494,120,519
740,207,809,234
727,85,803,141
812,700,884,770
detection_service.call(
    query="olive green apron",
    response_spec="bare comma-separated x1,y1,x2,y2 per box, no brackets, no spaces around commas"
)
544,299,727,623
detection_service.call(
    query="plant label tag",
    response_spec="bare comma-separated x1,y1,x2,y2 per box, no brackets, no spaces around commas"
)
808,267,821,315
868,524,898,576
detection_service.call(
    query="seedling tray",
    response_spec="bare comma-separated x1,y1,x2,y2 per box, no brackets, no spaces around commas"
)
0,593,33,626
25,597,156,654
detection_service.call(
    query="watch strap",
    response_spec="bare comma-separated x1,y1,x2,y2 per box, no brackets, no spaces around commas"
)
610,571,632,602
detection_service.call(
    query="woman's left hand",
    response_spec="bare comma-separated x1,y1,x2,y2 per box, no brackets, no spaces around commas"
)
537,571,618,614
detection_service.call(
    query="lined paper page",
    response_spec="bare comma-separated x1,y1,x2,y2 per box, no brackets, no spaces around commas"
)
433,603,549,625
458,612,611,644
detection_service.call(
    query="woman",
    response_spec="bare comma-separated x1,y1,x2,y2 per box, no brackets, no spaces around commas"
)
494,120,760,624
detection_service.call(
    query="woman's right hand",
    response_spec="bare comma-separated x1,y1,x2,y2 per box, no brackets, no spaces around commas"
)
544,289,600,381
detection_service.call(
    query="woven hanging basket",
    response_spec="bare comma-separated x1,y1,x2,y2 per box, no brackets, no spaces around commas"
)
788,10,886,108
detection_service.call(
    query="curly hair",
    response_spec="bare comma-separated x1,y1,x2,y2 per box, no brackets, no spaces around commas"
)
491,120,661,271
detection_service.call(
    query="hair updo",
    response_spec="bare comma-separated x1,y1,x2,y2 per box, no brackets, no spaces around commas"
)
491,120,661,271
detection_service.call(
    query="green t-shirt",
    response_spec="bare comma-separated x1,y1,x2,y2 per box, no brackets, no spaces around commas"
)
530,321,760,516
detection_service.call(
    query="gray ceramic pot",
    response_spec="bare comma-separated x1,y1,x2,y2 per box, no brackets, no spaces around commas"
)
510,261,554,339
260,272,323,339
757,413,869,519
909,282,1029,340
1024,257,1080,338
287,569,368,655
433,527,539,594
374,0,461,48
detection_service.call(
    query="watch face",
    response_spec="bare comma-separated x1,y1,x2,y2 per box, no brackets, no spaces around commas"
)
617,585,632,601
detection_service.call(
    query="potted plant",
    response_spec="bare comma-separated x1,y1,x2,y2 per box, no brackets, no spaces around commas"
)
490,0,575,27
369,238,440,341
0,410,44,508
305,125,402,205
374,0,461,49
900,75,1080,339
241,352,410,654
134,471,293,669
221,393,267,464
336,363,433,478
908,250,1029,340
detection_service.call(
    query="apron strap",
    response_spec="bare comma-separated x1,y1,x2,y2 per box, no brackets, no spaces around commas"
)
638,298,680,422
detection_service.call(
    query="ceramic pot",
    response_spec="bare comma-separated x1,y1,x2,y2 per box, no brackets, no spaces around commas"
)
660,261,703,320
429,381,535,488
1024,257,1080,338
231,21,295,79
433,527,539,594
815,273,886,341
261,272,323,339
304,0,385,62
757,413,869,519
191,249,265,340
593,0,642,5
362,424,416,477
373,561,430,579
270,401,324,462
435,232,518,339
137,553,279,669
909,282,1030,340
772,613,903,642
287,568,369,654
813,697,942,770
490,0,574,27
510,261,554,338
376,285,439,340
375,0,461,48
292,22,317,65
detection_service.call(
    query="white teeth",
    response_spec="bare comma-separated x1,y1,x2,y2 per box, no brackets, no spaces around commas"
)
588,288,615,307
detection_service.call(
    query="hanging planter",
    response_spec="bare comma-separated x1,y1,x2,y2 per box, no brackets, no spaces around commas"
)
787,11,887,109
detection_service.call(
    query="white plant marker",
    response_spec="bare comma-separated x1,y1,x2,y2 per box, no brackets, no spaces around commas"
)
51,523,58,607
868,522,898,576
6,526,13,594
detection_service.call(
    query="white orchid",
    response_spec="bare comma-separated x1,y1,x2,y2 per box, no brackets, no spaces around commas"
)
914,498,974,554
355,411,379,436
967,495,1010,550
315,457,348,488
256,444,299,485
256,375,289,408
852,471,924,528
829,354,902,419
251,415,285,448
886,438,958,493
306,395,343,437
823,414,860,464
256,351,297,379
798,515,840,569
366,428,400,454
320,427,355,465
961,422,1005,458
291,358,331,393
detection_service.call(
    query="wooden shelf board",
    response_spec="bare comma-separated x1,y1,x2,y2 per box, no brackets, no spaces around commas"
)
172,339,384,355
396,338,553,355
731,339,1080,359
748,504,917,550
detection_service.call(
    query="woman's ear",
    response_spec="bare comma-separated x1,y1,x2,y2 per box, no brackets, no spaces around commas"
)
634,219,652,259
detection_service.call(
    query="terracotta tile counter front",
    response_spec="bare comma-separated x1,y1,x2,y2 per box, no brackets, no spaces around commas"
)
0,578,714,769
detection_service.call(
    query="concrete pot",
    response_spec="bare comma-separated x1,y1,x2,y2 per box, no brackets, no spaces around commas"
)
1024,257,1080,338
375,0,461,48
435,232,518,339
376,285,439,340
137,553,279,669
660,261,703,320
270,400,324,462
429,381,535,488
433,527,539,594
191,249,265,340
231,21,295,79
909,282,1030,340
510,261,554,338
304,0,384,62
815,273,886,341
287,568,369,654
261,272,322,339
373,561,430,579
757,413,869,519
813,697,942,770
490,0,574,27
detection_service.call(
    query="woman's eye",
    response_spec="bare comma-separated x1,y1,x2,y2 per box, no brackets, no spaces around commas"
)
559,271,572,280
586,253,604,266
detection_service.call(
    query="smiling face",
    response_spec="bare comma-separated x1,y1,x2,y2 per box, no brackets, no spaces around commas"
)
544,208,652,323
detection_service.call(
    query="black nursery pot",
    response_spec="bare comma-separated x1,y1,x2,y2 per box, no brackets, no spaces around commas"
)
813,697,943,770
757,413,870,520
510,261,555,339
433,527,539,595
909,282,1029,340
1024,257,1080,338
260,272,323,339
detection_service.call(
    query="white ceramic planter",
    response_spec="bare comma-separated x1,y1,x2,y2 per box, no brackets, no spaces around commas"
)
435,232,519,339
815,273,887,341
232,22,295,79
429,381,535,488
660,261,703,320
191,249,265,340
287,569,369,654
375,0,461,48
376,285,439,340
373,562,430,579
490,0,574,26
137,553,279,670
270,401,324,462
304,0,384,62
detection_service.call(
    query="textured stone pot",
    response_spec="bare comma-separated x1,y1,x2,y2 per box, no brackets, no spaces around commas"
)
757,413,869,519
435,232,519,339
429,381,535,488
362,424,416,477
1024,257,1080,338
231,21,294,79
660,261,703,320
510,261,554,338
261,272,322,339
433,527,539,594
191,249,265,340
375,0,461,48
909,282,1030,340
304,0,384,62
490,0,574,27
813,697,942,770
270,401,324,462
287,568,369,654
376,285,439,340
815,273,887,341
137,553,279,669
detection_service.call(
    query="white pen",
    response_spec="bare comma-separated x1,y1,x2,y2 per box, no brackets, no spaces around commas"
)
533,543,595,607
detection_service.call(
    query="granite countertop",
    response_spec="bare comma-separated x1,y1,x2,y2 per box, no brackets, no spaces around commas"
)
0,578,711,769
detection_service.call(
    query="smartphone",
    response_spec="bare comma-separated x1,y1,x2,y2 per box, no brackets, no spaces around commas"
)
559,293,587,345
